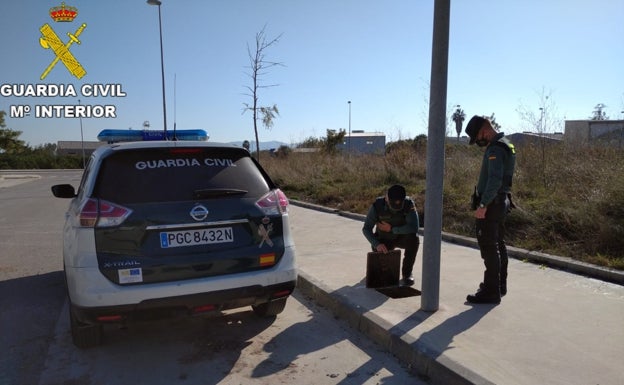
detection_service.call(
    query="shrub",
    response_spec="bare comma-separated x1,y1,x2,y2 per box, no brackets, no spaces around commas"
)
261,140,624,270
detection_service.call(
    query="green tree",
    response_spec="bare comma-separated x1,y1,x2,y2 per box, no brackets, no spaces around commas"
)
33,143,57,155
0,111,26,154
259,104,280,130
322,129,346,154
451,106,465,140
297,136,322,148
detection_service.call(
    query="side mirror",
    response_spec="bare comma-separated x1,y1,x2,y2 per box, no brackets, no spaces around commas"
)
51,184,77,198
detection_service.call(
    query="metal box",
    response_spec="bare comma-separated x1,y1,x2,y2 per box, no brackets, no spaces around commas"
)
366,250,400,288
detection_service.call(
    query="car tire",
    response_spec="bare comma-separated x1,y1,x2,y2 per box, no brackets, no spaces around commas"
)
69,304,103,349
252,298,287,317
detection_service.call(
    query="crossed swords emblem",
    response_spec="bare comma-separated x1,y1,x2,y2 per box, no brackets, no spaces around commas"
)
39,23,87,80
258,223,274,248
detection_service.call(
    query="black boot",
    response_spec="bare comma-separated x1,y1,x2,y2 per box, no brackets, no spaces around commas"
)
479,281,506,297
401,275,415,286
467,284,500,304
473,250,501,303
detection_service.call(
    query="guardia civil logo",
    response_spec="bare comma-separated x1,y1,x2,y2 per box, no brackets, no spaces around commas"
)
39,2,87,80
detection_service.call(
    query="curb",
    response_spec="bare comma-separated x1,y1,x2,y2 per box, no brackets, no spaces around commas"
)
296,272,494,385
0,174,41,180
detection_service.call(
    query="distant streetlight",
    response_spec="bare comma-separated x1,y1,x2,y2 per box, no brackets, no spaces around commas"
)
147,0,168,138
539,107,544,132
348,100,351,154
78,99,85,168
620,111,624,148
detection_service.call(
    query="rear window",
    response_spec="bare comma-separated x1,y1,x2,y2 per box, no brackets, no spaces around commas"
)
93,147,271,204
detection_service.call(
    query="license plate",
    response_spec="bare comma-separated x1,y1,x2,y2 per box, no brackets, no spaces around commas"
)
160,227,234,248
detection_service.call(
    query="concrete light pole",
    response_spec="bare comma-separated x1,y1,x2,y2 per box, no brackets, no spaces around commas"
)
78,99,85,168
421,0,450,312
348,100,352,154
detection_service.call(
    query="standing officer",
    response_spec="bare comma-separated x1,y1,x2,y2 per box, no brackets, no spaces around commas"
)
362,185,420,286
465,116,516,304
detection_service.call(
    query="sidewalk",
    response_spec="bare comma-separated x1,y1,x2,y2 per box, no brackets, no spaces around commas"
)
288,203,624,385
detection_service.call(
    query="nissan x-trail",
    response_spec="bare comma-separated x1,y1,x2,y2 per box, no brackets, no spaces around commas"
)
52,141,297,348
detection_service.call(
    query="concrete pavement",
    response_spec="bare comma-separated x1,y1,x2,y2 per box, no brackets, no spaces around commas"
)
288,202,624,385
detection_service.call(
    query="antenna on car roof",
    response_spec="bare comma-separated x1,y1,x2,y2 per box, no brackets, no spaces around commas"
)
172,73,178,141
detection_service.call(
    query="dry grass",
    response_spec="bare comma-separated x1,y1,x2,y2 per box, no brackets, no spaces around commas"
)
261,141,624,270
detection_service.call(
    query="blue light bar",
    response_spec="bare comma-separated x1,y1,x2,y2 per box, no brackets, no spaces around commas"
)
97,129,208,143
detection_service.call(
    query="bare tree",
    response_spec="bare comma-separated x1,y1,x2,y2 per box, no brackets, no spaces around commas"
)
516,87,560,134
516,87,562,186
243,26,284,161
486,113,501,130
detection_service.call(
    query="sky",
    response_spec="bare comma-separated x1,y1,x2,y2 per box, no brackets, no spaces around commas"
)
1,0,623,147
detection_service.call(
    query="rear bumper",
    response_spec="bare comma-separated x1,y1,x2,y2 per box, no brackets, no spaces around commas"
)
66,245,297,307
71,279,296,325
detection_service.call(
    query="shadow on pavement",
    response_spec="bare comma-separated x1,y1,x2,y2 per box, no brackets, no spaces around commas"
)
0,271,66,385
252,291,418,384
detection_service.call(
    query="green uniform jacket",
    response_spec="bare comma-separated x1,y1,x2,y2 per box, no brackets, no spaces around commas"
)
477,133,516,206
362,197,420,248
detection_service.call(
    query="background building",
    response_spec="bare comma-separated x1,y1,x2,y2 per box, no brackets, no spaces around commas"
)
337,130,386,154
56,141,103,156
564,120,624,146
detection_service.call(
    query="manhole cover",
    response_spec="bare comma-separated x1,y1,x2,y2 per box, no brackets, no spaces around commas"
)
376,286,421,298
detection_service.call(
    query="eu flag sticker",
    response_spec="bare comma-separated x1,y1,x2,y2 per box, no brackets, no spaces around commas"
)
160,233,169,248
118,268,143,284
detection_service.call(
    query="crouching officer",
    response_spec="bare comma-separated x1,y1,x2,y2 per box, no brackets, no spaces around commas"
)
465,116,516,304
362,185,420,286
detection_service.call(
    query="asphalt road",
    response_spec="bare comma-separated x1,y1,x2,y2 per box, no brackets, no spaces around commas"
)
0,170,426,385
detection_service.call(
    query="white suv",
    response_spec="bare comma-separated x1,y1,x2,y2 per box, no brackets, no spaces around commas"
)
52,140,297,348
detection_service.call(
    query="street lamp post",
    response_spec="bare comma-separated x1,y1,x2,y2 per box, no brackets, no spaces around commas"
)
348,101,351,154
147,0,167,138
78,99,85,168
620,111,624,149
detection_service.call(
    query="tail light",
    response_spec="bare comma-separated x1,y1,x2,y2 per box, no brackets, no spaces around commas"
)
78,198,132,227
255,189,289,215
96,314,124,322
271,289,292,299
192,304,217,315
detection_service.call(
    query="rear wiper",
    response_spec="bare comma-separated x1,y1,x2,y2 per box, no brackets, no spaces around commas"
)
193,188,248,199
